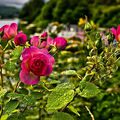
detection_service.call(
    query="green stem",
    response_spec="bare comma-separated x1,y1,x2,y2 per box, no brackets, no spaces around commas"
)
13,81,21,93
0,96,4,118
0,53,4,88
85,106,95,120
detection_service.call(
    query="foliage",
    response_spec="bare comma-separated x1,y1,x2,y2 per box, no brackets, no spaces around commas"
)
1,21,120,120
20,0,120,30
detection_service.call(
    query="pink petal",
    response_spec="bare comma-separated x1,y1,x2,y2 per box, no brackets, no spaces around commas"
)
117,25,120,35
41,32,48,38
111,27,117,36
21,57,31,71
8,23,18,37
40,41,47,48
39,64,53,76
30,36,40,47
20,70,40,85
47,37,54,45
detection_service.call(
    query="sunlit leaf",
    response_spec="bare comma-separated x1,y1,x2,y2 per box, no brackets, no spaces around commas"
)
79,81,100,98
46,83,75,112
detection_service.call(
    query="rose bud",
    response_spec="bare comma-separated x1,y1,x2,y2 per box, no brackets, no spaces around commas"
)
53,37,67,50
14,32,27,46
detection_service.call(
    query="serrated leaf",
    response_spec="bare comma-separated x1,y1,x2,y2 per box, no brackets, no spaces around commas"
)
67,105,80,116
4,100,19,114
61,70,77,76
46,83,75,112
79,81,100,98
51,112,74,120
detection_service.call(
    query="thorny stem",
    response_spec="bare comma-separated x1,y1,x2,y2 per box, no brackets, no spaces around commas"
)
85,106,95,120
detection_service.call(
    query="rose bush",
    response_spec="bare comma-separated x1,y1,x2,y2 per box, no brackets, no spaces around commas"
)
0,22,120,120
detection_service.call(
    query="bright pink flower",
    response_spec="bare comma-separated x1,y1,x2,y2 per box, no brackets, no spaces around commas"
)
41,32,48,39
14,32,27,46
30,36,40,47
53,37,67,50
111,25,120,42
0,23,18,40
20,46,55,85
30,35,54,49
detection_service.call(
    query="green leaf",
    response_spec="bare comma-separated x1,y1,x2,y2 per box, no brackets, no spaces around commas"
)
7,93,24,99
4,100,19,114
31,91,43,99
51,112,74,120
23,95,36,105
79,81,100,98
61,70,77,76
0,88,7,98
11,46,23,59
67,105,80,116
4,61,16,71
1,114,9,120
46,83,75,112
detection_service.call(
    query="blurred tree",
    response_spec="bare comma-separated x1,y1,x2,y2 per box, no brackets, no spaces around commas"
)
19,0,44,23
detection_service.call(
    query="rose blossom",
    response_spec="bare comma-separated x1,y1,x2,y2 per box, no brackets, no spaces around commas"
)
20,46,55,85
0,23,18,40
30,35,53,49
53,37,67,50
111,25,120,42
14,32,27,46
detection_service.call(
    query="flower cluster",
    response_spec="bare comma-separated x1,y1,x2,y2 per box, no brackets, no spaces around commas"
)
0,23,27,45
30,32,67,50
0,23,67,85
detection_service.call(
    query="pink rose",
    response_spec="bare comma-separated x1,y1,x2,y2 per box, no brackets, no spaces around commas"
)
14,32,27,46
30,35,54,49
53,37,67,50
20,46,55,85
0,23,18,40
111,25,120,42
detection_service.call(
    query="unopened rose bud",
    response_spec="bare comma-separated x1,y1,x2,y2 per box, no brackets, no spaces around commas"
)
53,37,67,50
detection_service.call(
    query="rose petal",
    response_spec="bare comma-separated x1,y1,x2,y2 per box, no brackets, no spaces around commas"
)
20,70,40,85
117,25,120,35
8,23,18,37
111,27,117,36
30,36,40,47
